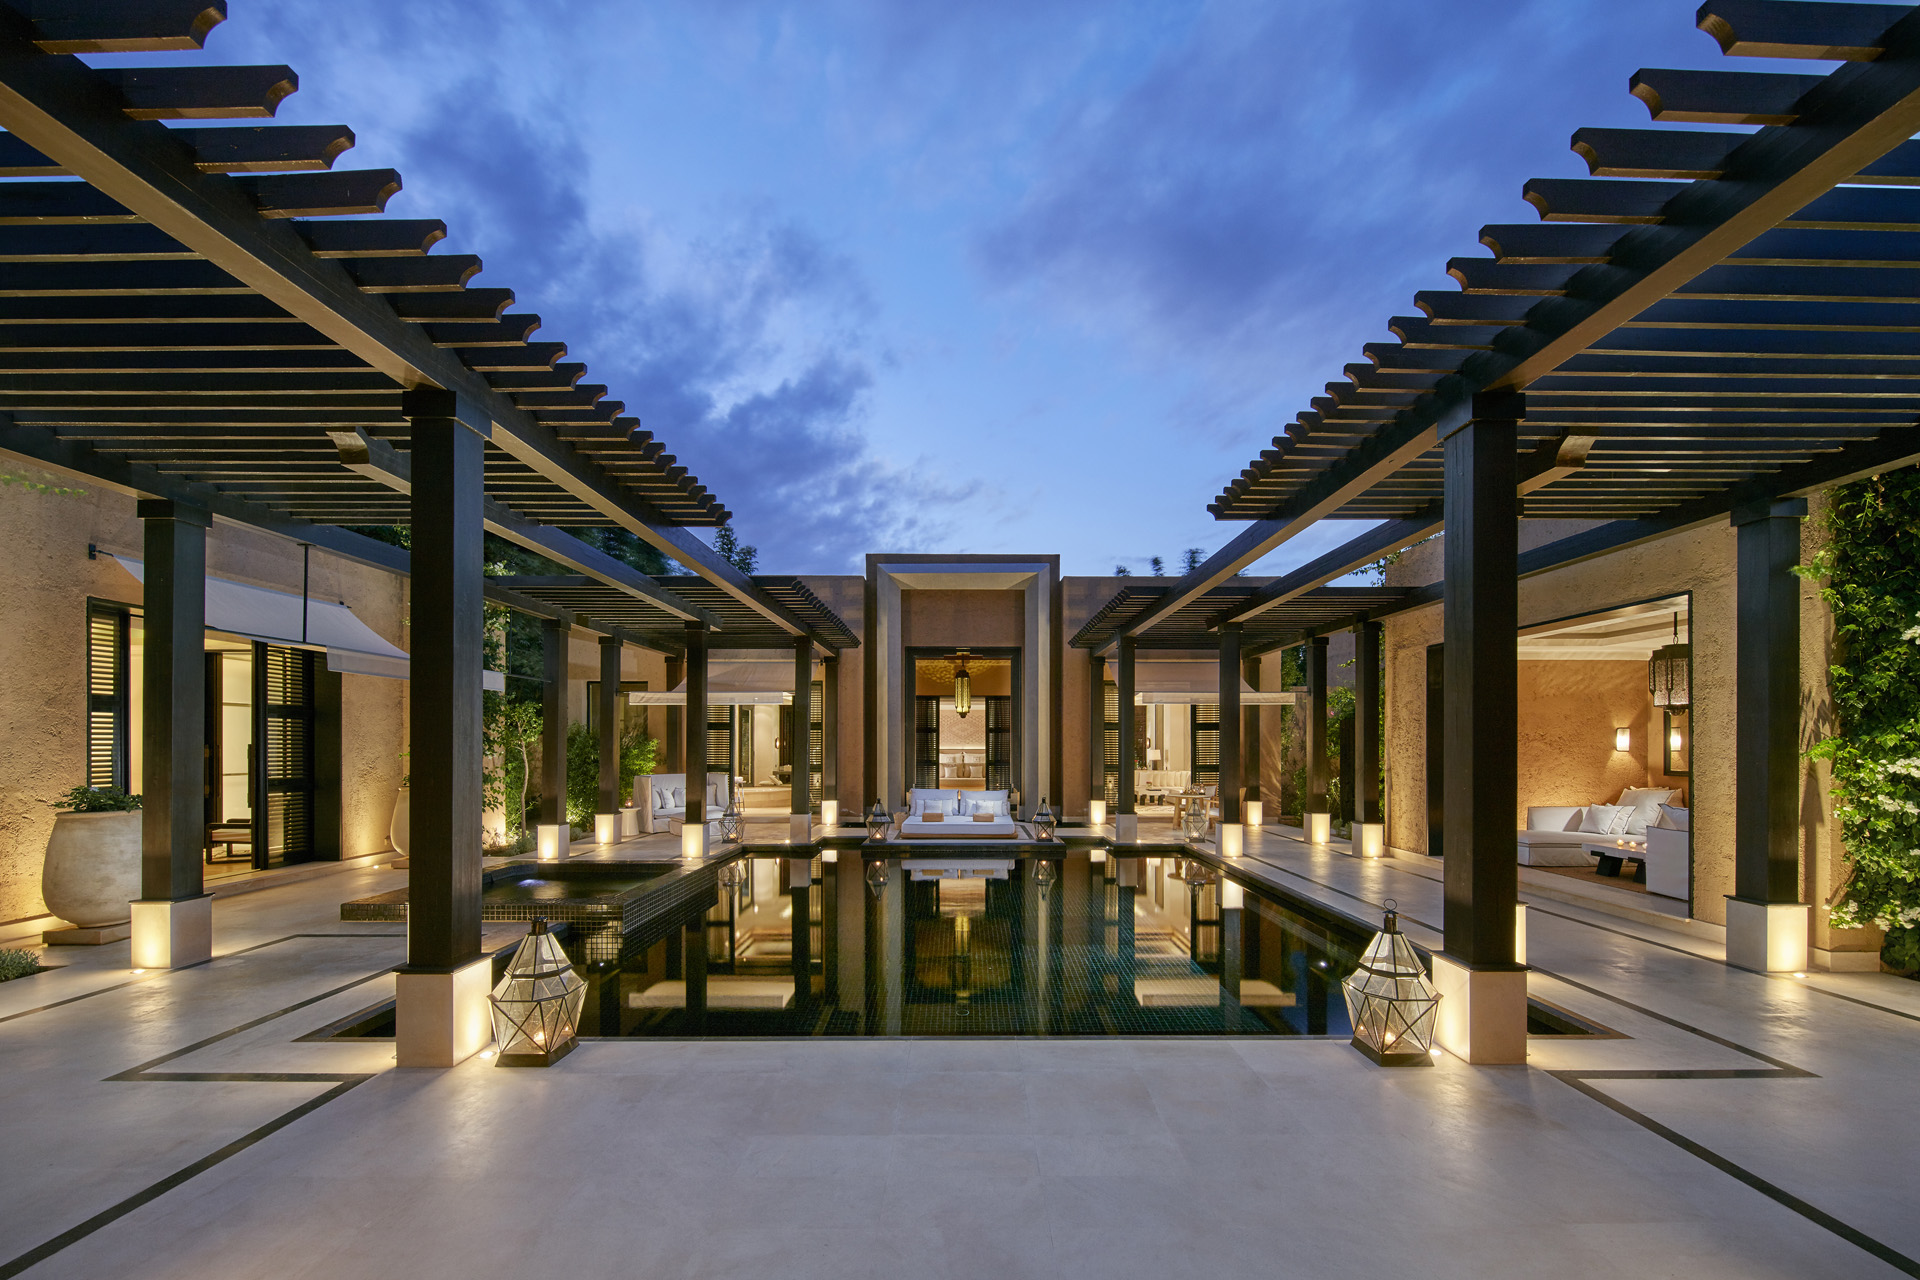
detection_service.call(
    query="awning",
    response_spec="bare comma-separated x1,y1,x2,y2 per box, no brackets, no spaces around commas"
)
1133,660,1297,706
112,555,411,680
628,653,819,706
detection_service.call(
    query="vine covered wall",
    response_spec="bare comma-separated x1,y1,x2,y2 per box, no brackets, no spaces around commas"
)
1805,471,1920,968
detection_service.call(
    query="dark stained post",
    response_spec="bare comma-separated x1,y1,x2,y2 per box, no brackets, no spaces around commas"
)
395,389,489,1066
682,622,710,857
1728,499,1811,972
1217,621,1243,855
1115,637,1137,842
596,634,621,844
1088,651,1107,825
822,655,840,828
538,617,570,860
664,655,684,772
792,634,813,841
1434,391,1526,1064
1354,620,1384,857
1305,635,1330,842
683,916,707,1033
1241,653,1262,829
130,500,212,969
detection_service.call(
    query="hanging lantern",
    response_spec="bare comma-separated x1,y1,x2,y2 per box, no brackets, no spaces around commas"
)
867,798,891,841
1032,797,1056,841
1341,900,1440,1067
487,919,586,1067
865,858,890,898
952,648,973,718
1648,613,1691,709
719,793,743,844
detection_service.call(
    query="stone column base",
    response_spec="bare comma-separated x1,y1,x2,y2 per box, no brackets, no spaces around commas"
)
1725,898,1810,974
1305,812,1331,844
594,812,620,846
1219,824,1244,859
1514,904,1528,968
680,819,711,860
536,823,570,862
45,921,132,946
1113,814,1139,844
791,813,813,844
1356,823,1385,858
130,895,213,970
396,957,494,1067
1430,954,1528,1065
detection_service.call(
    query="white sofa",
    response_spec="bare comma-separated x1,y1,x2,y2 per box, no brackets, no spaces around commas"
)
1643,809,1690,900
1516,806,1595,867
634,773,730,834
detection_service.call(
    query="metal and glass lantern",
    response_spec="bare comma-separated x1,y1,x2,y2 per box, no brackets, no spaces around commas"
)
1648,613,1690,709
952,648,973,718
718,858,744,896
1032,797,1055,841
865,858,890,898
1340,900,1439,1067
867,798,891,841
487,919,586,1067
719,794,743,844
1180,796,1212,842
1031,857,1057,900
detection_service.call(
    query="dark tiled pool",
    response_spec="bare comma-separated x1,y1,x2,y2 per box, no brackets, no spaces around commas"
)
567,852,1368,1038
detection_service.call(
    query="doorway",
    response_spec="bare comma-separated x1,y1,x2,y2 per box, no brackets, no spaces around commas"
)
908,649,1017,796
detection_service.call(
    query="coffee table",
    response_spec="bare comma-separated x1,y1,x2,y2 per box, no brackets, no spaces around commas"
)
1584,838,1647,884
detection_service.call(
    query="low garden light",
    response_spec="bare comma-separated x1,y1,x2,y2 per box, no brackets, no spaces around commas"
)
1180,799,1211,843
719,794,743,844
1341,900,1440,1067
487,919,586,1068
867,799,891,841
1031,798,1056,841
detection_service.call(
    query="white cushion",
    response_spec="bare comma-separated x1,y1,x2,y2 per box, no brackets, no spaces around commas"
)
1656,803,1690,832
670,786,685,808
907,789,959,817
968,790,1009,816
1580,804,1632,835
1526,806,1584,833
1616,787,1677,836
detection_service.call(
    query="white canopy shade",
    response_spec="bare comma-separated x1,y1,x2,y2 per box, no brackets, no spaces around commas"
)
628,653,818,706
113,555,411,680
1131,659,1298,706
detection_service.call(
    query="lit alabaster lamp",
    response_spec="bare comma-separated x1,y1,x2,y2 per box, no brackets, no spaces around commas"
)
1341,899,1440,1068
487,919,586,1067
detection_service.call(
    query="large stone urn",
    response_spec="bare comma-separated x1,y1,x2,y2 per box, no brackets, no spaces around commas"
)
42,810,142,929
389,785,410,858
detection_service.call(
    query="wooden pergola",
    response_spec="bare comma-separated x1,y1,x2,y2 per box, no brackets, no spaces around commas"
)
0,0,853,1062
1087,0,1920,1058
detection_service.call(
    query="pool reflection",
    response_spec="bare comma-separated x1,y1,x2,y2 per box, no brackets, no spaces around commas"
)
567,853,1365,1038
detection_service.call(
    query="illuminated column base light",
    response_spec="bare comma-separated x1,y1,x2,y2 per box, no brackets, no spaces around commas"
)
821,799,840,830
594,812,619,846
1305,812,1331,844
1114,813,1139,843
821,847,838,863
1244,799,1263,829
1515,903,1528,967
1089,799,1107,826
1220,823,1244,859
1357,823,1385,859
536,823,569,862
1090,846,1107,865
681,821,709,860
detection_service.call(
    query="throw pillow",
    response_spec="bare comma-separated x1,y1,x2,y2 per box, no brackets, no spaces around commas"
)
653,786,670,811
1580,804,1631,835
670,786,684,808
1657,803,1690,832
1616,787,1677,836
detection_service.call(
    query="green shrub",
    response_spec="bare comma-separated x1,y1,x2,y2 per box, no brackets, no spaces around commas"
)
565,721,659,829
0,949,41,981
53,786,141,813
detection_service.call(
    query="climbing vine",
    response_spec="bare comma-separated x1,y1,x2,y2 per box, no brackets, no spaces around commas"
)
1800,471,1920,968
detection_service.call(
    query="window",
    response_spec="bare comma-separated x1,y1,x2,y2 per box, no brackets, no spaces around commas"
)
85,604,130,791
256,644,315,866
1191,703,1220,791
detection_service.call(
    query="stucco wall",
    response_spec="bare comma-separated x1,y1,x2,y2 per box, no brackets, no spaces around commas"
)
1515,660,1680,818
0,474,408,925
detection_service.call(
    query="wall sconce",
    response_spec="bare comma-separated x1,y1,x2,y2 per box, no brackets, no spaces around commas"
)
1614,728,1632,752
1669,729,1684,752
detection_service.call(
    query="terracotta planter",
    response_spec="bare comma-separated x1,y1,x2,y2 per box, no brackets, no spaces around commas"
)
41,810,142,929
390,786,410,857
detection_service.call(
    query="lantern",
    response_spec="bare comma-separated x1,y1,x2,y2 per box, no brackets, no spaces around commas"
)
952,648,972,718
1031,797,1055,841
718,859,744,895
1341,900,1440,1067
719,793,743,844
1648,613,1690,709
1031,857,1057,899
1180,796,1211,842
487,919,586,1067
865,858,890,898
867,799,891,841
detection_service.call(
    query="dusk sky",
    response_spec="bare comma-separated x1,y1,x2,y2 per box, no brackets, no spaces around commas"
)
184,1,1732,576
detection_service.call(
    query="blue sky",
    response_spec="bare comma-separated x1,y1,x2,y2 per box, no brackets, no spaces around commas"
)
189,0,1728,574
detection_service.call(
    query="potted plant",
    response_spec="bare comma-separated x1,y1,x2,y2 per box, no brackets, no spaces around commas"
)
41,786,143,931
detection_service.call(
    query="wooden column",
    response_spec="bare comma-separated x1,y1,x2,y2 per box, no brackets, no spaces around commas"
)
682,622,709,854
129,500,213,967
539,618,569,853
1354,621,1384,854
1727,498,1811,972
1087,651,1106,815
1434,392,1526,1063
1115,638,1136,814
792,634,813,818
597,634,621,823
1241,653,1261,823
664,655,684,772
822,655,840,823
402,394,485,974
1305,635,1329,831
1217,622,1243,831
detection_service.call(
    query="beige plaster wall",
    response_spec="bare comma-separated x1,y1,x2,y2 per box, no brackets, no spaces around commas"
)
1515,660,1681,818
0,475,408,925
797,575,864,813
1381,511,1865,953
